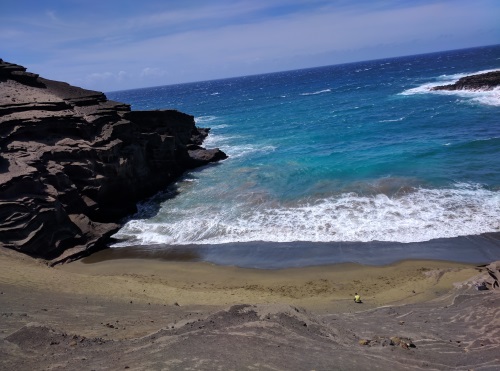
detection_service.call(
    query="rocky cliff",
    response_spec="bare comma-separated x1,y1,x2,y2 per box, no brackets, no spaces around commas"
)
0,59,227,264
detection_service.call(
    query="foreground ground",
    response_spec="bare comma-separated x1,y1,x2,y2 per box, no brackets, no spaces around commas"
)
0,248,498,370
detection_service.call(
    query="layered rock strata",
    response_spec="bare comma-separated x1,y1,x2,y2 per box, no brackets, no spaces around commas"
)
431,70,500,91
0,59,227,263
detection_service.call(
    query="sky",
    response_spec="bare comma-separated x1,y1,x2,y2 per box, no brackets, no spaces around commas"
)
1,0,499,92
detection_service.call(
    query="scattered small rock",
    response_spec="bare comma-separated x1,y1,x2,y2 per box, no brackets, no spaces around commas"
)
362,336,415,349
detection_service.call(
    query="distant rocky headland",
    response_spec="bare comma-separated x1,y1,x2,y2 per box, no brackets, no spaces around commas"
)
431,70,500,91
0,59,227,264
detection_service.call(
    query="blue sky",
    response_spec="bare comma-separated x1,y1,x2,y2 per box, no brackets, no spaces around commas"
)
1,0,499,91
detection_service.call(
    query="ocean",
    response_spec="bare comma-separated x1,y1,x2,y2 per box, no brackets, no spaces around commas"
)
103,45,500,268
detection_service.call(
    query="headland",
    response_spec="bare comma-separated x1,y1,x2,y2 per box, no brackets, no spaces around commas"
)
0,59,226,264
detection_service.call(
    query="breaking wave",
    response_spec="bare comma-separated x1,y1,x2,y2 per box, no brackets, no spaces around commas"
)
400,69,500,106
112,183,500,247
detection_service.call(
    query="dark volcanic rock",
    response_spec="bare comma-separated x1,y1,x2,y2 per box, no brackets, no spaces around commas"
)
431,70,500,91
0,59,227,263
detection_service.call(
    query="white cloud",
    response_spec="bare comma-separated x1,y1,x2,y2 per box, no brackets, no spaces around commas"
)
45,10,58,22
2,0,498,91
84,70,130,86
140,67,166,78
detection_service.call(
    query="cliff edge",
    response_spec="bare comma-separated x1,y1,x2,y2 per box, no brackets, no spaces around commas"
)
0,59,227,264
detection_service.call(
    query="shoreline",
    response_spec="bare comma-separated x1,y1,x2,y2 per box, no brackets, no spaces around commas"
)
93,232,500,269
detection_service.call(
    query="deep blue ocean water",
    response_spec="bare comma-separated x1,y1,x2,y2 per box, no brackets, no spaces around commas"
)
106,45,500,263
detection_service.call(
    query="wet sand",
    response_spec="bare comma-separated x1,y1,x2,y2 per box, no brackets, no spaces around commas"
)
100,232,500,268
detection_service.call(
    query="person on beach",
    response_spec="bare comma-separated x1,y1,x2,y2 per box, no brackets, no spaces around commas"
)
354,293,362,303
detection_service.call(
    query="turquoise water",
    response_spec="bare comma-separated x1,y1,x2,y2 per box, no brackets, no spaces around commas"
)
107,45,500,248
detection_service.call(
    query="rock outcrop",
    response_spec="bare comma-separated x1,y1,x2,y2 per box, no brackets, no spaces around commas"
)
0,59,227,264
431,70,500,91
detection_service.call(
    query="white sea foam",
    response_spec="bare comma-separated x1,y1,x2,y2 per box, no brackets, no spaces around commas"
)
222,144,277,158
211,124,229,129
300,89,331,96
202,133,240,147
400,69,500,106
379,117,405,123
202,132,276,159
112,184,500,247
436,68,498,81
195,115,218,123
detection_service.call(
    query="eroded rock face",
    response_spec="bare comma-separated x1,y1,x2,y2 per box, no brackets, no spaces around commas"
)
0,59,227,263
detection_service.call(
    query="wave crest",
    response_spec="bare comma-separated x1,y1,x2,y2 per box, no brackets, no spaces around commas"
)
112,184,500,247
300,89,331,96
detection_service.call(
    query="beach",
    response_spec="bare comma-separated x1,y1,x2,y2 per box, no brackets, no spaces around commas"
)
1,247,499,369
0,246,481,315
1,46,500,369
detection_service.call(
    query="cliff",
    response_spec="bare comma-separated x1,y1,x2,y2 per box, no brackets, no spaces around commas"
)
0,59,227,264
431,70,500,91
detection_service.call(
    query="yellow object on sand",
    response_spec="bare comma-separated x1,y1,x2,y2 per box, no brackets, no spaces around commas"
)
354,294,361,303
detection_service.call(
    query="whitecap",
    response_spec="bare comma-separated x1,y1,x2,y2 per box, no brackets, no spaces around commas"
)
300,89,331,96
222,144,277,158
211,124,229,129
201,132,276,158
379,117,405,123
195,115,218,123
202,133,241,148
436,68,498,82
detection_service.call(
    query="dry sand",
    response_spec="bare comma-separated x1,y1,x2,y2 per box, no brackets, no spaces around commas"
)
1,247,498,370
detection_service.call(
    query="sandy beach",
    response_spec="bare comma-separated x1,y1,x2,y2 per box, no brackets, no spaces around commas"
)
0,246,480,314
1,247,498,370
